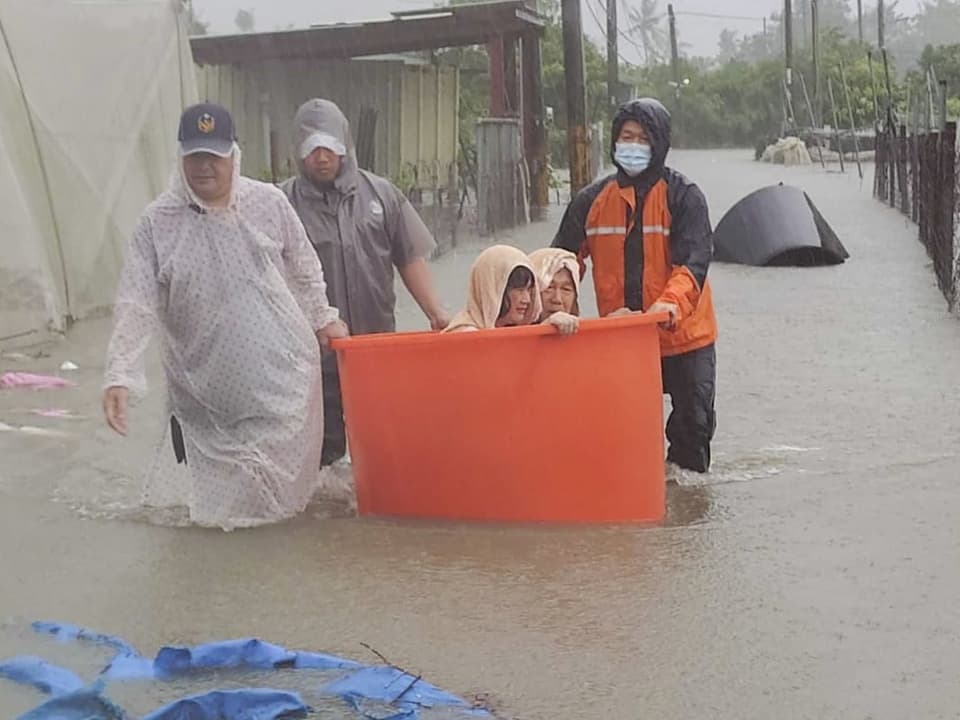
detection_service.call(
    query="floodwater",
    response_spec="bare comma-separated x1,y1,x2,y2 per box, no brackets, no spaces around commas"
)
2,149,960,718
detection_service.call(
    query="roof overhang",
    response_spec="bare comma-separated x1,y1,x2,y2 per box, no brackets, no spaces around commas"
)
191,1,547,66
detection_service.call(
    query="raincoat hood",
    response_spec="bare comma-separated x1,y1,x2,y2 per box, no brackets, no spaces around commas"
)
611,98,671,187
443,245,542,332
282,98,437,337
293,98,359,194
172,143,243,211
529,248,581,317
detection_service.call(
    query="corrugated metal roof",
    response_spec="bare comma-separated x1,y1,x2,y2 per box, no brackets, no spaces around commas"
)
191,1,546,66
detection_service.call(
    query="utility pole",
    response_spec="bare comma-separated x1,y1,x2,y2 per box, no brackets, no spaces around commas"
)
561,0,590,193
799,72,826,166
857,0,863,44
522,34,549,216
867,50,881,128
940,79,948,132
668,4,681,133
799,0,808,49
784,0,794,121
668,4,679,82
827,77,846,173
878,0,885,50
811,0,820,125
839,60,864,180
606,0,619,121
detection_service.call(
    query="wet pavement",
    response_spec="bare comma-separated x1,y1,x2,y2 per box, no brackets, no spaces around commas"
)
2,149,960,718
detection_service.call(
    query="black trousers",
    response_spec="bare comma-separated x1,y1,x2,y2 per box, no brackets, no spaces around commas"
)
661,343,717,473
320,351,347,467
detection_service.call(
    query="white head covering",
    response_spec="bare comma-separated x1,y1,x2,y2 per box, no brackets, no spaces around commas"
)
443,245,542,332
529,248,582,316
299,131,347,159
292,99,358,193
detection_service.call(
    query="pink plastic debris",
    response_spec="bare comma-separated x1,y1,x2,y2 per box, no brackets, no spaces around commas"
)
31,409,74,418
0,372,75,390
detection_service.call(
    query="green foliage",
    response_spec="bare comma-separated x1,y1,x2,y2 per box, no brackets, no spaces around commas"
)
797,28,896,128
438,0,960,156
626,59,786,147
540,1,610,130
625,23,930,146
906,43,960,119
390,163,419,196
438,0,611,169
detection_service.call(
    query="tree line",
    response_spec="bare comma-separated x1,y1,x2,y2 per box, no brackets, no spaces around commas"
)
186,0,960,159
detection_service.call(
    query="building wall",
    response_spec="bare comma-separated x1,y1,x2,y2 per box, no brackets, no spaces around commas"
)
194,57,458,188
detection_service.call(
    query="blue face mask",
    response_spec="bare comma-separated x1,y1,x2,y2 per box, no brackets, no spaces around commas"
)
615,142,652,177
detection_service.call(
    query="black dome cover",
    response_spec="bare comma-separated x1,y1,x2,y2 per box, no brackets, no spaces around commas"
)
713,184,849,266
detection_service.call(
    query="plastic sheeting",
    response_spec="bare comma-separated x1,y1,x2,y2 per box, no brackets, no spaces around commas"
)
0,0,196,342
104,638,362,680
17,688,127,720
0,655,84,695
32,621,139,657
143,689,308,720
760,137,813,166
1,621,491,720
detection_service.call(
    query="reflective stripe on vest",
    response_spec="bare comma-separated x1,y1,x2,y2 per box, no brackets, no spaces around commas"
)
581,178,718,356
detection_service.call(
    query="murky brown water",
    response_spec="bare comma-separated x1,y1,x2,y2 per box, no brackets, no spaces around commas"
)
2,150,960,718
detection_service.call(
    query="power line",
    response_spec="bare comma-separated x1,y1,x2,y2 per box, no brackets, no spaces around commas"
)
610,14,640,67
584,0,637,66
674,11,765,22
583,0,607,36
615,0,649,51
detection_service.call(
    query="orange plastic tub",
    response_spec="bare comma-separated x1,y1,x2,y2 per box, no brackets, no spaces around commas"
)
331,313,666,524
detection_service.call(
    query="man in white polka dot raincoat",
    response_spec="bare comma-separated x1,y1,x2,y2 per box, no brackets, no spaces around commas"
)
101,103,348,530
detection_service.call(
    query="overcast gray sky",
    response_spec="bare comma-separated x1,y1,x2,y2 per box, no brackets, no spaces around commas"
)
192,0,923,61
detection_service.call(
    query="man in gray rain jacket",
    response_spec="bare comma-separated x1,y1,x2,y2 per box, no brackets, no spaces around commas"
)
282,98,449,467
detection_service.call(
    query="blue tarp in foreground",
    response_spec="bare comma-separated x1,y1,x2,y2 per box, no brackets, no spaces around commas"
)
0,621,491,720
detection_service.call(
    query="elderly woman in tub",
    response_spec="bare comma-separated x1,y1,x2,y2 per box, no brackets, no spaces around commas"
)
529,247,581,329
443,246,579,335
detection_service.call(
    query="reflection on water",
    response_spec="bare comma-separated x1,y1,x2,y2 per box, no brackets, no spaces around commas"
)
665,482,716,527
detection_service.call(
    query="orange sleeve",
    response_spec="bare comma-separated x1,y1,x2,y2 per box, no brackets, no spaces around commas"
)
657,265,701,322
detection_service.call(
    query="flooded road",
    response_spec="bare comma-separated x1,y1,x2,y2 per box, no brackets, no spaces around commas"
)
3,149,960,718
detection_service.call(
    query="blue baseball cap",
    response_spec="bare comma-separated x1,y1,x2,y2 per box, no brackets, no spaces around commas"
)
178,103,236,157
